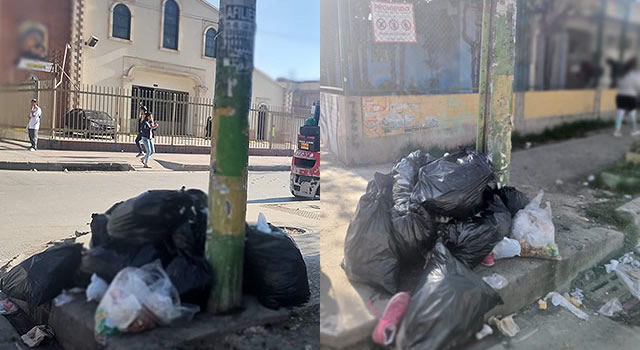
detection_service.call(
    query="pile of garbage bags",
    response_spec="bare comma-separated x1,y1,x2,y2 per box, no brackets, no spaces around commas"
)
0,187,310,343
343,149,557,349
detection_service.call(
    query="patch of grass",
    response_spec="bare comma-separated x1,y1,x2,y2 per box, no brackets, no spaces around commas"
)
593,162,640,194
512,119,613,149
586,198,640,252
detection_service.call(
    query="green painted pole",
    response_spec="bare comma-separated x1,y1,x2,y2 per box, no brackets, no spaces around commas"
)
476,0,518,186
206,0,256,314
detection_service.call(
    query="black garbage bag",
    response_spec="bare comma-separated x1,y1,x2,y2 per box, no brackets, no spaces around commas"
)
244,224,310,309
166,256,213,309
78,242,170,283
106,189,200,244
343,172,399,295
1,244,82,305
390,204,437,265
498,186,530,217
89,201,123,248
411,149,495,218
442,195,512,268
392,150,435,212
395,243,503,350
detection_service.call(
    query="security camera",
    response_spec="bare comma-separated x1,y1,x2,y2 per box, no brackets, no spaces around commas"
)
86,36,99,47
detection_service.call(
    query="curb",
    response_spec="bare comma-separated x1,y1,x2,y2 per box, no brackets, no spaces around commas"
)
0,161,134,172
154,159,291,172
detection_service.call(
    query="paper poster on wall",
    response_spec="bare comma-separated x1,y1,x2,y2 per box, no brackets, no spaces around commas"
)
362,95,478,138
370,1,417,43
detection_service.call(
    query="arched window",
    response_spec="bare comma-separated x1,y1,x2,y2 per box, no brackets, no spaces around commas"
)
163,0,180,50
204,28,217,58
112,4,131,40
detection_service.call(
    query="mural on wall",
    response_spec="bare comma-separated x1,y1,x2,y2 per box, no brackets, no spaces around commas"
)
362,94,478,138
17,21,49,61
320,92,339,155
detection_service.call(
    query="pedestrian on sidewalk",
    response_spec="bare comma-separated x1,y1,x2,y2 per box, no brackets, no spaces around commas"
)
614,58,640,137
27,98,41,151
140,112,156,168
135,106,147,157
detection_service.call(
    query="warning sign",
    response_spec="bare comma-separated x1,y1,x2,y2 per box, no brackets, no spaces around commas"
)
371,1,417,43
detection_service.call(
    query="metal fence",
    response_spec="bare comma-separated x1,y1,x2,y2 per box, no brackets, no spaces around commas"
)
0,80,308,150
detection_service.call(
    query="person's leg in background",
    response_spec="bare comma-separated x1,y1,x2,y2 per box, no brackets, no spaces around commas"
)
615,109,626,137
135,134,144,156
631,109,640,136
27,129,36,150
33,129,38,150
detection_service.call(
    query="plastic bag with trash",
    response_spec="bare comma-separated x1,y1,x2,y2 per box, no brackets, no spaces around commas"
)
615,263,640,301
493,237,521,260
395,243,503,350
166,256,213,309
411,149,496,218
244,223,310,309
497,186,530,217
343,173,399,295
442,195,512,268
390,204,438,265
1,244,82,305
511,191,559,259
94,261,199,344
392,150,435,213
107,189,204,244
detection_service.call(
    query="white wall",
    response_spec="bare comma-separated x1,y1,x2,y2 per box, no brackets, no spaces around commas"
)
251,69,285,107
82,0,218,98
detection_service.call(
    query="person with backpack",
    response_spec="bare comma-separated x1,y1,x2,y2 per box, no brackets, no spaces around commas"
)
135,106,147,157
140,112,157,168
27,98,42,151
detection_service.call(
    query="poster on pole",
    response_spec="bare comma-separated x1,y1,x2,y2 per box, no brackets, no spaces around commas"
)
370,1,417,43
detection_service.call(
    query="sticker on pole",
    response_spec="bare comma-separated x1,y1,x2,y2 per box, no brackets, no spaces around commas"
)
371,1,417,43
221,3,256,73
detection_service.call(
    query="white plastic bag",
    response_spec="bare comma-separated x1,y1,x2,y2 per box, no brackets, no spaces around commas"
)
86,273,109,302
545,292,588,320
598,298,623,317
94,261,199,343
493,237,521,259
512,191,559,259
482,273,508,290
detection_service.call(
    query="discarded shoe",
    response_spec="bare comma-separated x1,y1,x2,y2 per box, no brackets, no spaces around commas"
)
481,252,495,267
371,292,411,346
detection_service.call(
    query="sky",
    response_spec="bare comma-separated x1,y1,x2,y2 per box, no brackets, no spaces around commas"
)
207,0,319,81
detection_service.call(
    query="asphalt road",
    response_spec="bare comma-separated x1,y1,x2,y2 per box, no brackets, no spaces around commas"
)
0,170,319,265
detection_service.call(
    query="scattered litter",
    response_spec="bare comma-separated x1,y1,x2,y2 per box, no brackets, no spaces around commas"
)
488,314,520,337
583,182,589,186
555,179,563,185
538,299,547,310
53,290,75,307
587,175,596,182
475,324,493,340
620,252,636,265
615,263,640,301
493,237,521,259
512,191,559,259
625,194,633,199
483,273,508,290
525,142,532,149
86,273,109,302
545,292,588,320
598,298,623,317
0,298,18,315
569,288,584,306
584,270,596,282
605,260,619,274
21,325,54,348
32,169,37,172
256,212,270,233
564,293,581,308
63,168,69,173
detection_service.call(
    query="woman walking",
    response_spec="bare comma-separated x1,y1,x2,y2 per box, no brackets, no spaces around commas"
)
140,112,156,168
614,58,640,137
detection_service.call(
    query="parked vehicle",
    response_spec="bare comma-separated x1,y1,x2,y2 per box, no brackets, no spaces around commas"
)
63,109,116,139
290,125,320,198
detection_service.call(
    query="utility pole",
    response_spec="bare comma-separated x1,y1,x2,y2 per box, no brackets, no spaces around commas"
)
476,0,518,186
206,0,256,314
616,0,632,84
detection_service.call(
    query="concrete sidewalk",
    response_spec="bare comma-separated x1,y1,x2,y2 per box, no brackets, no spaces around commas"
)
0,139,291,172
320,130,636,349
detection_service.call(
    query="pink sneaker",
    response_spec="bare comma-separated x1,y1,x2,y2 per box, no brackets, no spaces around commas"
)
481,252,495,267
371,292,411,346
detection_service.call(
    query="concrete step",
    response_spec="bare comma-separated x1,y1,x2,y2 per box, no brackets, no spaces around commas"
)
320,226,625,349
